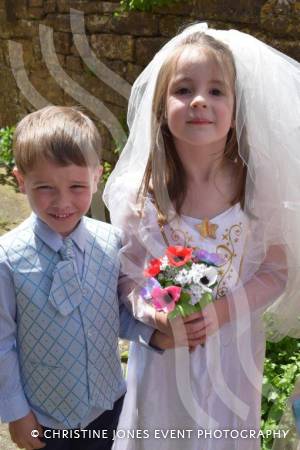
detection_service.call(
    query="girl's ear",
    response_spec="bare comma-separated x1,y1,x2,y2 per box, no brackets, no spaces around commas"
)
12,167,26,193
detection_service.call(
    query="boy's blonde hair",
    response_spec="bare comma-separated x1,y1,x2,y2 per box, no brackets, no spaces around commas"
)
139,32,247,225
13,106,101,173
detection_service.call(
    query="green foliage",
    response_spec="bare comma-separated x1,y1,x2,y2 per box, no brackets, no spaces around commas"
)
261,337,300,449
100,112,128,186
0,126,15,174
118,0,182,12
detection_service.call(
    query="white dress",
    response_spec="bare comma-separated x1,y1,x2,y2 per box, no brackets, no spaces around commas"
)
114,203,267,450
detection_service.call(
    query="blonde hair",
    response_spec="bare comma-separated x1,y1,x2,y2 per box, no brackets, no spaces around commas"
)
13,106,101,173
139,32,247,226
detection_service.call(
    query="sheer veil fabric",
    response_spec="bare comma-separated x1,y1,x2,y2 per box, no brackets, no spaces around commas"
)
103,23,300,341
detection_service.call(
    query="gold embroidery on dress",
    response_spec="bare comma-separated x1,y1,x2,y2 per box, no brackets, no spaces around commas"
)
216,222,243,298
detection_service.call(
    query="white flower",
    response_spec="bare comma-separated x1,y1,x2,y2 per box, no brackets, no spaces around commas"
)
188,263,206,284
188,283,213,305
160,256,170,271
174,268,190,286
190,264,218,287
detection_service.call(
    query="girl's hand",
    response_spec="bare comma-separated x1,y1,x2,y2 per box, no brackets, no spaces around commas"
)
9,410,45,449
150,328,206,350
183,297,230,347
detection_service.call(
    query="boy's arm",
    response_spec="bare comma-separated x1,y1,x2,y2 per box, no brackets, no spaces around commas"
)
0,245,31,422
117,269,155,345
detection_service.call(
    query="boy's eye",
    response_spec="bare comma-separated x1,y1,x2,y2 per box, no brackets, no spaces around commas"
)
210,88,223,96
71,185,87,189
37,186,52,190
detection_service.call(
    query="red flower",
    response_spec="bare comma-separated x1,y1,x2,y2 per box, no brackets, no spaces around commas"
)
144,258,161,277
166,246,193,267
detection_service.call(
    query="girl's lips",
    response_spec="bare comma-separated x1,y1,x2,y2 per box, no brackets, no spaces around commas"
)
187,119,213,124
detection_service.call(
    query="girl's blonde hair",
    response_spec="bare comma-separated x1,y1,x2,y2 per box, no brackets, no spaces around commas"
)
138,32,247,226
13,106,101,174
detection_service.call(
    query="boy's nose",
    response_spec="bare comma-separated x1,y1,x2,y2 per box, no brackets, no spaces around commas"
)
53,192,71,207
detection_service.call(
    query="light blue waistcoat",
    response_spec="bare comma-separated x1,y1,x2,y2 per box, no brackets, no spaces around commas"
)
4,218,126,427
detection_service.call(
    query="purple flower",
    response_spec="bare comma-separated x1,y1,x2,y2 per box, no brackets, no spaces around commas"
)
140,277,161,300
193,249,224,266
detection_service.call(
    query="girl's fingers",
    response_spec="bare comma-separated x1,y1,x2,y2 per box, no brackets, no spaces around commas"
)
185,318,211,336
182,311,204,323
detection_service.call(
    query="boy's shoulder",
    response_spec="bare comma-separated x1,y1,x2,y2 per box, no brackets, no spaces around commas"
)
0,216,34,253
82,216,123,243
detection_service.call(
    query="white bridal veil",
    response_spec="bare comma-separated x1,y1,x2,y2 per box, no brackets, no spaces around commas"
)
103,23,300,341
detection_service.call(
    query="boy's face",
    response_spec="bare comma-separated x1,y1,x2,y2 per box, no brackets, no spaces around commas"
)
13,159,102,237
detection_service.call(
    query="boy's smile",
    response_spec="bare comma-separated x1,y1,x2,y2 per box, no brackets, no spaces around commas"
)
14,159,102,237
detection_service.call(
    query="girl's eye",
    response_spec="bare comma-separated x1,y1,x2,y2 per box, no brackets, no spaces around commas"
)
175,87,191,95
210,88,223,96
71,185,86,189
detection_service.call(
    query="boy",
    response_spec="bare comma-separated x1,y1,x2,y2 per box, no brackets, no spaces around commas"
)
0,106,163,450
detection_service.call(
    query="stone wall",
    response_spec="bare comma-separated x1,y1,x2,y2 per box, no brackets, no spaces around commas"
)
0,0,299,164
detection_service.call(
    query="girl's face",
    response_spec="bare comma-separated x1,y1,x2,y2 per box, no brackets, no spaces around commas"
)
166,47,235,153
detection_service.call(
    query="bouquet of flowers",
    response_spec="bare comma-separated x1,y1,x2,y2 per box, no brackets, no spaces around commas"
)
141,246,223,319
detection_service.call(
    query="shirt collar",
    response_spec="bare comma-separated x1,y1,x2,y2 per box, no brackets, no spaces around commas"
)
31,213,88,253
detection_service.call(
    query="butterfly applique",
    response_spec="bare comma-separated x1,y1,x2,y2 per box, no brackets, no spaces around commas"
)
195,218,219,239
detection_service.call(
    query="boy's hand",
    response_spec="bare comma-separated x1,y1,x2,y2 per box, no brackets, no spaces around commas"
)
154,310,172,336
9,410,45,449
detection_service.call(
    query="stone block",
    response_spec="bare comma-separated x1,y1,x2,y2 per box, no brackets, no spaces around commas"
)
135,37,167,66
1,19,38,39
91,33,134,62
159,15,188,37
12,1,28,20
29,0,43,6
30,62,49,79
29,72,65,103
28,7,46,19
53,31,71,55
32,36,42,59
66,55,82,72
109,12,159,36
104,60,127,79
45,0,56,13
57,0,103,14
261,0,300,38
0,66,24,125
85,15,112,33
125,62,142,84
70,69,127,108
193,0,263,24
102,2,120,13
56,0,71,13
46,13,71,32
17,39,35,67
153,0,194,15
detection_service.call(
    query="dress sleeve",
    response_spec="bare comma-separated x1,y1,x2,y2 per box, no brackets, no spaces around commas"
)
117,199,160,328
0,245,31,422
227,243,288,321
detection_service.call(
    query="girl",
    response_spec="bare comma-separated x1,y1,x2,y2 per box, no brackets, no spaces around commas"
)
104,24,300,450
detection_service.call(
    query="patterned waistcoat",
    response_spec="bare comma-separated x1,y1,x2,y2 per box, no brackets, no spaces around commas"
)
4,218,125,427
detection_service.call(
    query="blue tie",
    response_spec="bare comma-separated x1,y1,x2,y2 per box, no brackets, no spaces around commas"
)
49,238,83,316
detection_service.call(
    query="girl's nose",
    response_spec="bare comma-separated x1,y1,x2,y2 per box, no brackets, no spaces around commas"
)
191,95,207,109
